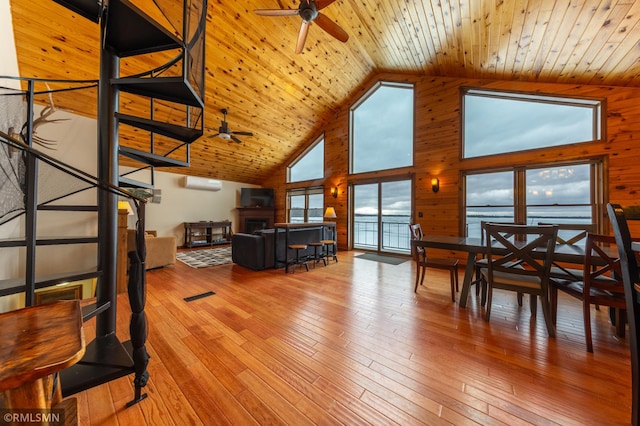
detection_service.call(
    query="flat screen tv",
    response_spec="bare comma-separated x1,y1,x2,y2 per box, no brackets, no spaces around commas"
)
240,188,274,208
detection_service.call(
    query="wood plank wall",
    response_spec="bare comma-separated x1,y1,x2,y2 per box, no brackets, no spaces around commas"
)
263,73,640,252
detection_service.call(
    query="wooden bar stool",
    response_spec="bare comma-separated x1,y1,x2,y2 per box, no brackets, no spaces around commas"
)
321,239,338,263
288,244,309,272
308,241,327,267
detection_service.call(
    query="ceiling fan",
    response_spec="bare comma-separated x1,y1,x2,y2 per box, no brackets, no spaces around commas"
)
207,108,253,144
254,0,349,54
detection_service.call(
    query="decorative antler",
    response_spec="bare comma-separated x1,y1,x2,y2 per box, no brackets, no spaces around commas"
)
20,84,68,149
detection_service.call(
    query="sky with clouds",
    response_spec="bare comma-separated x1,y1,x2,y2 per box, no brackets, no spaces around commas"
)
352,85,413,174
464,94,596,158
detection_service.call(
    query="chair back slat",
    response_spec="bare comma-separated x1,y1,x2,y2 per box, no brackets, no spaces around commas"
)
538,222,596,246
485,224,558,280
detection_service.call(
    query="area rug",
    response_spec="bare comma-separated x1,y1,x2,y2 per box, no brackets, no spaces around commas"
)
355,253,407,265
176,246,232,269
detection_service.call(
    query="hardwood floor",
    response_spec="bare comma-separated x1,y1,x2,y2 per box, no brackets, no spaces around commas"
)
75,251,632,425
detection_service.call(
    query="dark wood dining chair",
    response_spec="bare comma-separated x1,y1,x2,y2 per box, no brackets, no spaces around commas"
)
608,203,640,426
480,223,558,336
409,223,459,301
539,222,596,282
549,233,626,352
473,220,526,306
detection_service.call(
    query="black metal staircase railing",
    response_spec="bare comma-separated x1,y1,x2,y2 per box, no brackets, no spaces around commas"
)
103,0,207,189
0,125,148,402
2,0,207,405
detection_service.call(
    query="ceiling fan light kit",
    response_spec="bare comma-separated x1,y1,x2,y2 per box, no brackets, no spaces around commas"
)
207,108,253,143
255,0,349,54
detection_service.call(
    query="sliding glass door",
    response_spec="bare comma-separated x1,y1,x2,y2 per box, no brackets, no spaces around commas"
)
352,179,412,254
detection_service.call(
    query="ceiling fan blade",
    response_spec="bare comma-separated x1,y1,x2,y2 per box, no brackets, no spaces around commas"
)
230,135,243,144
315,13,349,43
232,131,254,136
296,21,311,54
315,0,337,10
254,9,299,16
207,133,220,139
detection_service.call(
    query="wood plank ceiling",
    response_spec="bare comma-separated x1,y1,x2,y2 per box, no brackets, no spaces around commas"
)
9,0,640,184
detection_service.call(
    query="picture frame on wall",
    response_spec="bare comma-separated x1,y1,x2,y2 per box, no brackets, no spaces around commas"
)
35,284,83,305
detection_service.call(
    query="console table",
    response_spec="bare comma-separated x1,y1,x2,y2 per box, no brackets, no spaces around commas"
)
184,221,232,248
274,222,336,272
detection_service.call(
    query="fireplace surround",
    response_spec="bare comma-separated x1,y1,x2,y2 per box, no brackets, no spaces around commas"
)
237,207,275,233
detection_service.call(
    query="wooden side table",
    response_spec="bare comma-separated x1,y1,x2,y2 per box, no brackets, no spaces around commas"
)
0,300,85,409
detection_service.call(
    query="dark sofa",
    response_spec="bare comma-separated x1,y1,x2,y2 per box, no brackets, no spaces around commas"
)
232,227,325,270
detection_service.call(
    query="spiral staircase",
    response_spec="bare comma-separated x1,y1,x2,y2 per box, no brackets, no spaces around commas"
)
26,0,206,402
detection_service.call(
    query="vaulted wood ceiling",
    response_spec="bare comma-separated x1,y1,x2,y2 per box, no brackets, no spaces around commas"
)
9,0,640,184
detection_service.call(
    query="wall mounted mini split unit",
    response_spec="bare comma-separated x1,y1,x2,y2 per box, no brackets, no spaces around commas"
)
183,176,222,191
151,189,161,203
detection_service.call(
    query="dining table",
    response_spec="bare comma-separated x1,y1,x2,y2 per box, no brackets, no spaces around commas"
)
412,235,603,308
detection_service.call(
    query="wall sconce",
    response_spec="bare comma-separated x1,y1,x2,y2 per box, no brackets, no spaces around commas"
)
331,186,338,198
431,178,440,193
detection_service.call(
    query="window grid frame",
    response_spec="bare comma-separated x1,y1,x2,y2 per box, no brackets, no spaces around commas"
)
463,160,604,238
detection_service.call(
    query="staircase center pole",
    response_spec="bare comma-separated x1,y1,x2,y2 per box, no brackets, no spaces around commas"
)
96,7,119,337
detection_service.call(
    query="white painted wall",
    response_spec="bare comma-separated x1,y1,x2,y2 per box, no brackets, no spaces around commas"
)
121,167,257,245
1,0,19,82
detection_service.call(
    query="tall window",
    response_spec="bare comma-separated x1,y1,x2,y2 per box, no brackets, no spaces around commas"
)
463,88,602,158
464,162,601,238
350,81,414,174
287,188,324,223
288,135,324,183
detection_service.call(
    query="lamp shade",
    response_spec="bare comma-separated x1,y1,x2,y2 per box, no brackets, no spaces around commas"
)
324,207,337,218
118,200,134,215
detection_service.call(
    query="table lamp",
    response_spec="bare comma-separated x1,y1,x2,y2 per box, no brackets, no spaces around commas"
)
324,207,336,219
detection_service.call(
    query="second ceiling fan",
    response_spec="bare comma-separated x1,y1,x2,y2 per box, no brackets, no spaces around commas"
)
255,0,349,54
208,109,253,144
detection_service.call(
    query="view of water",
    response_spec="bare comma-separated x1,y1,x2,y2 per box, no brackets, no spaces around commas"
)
354,215,411,252
465,214,592,240
353,213,593,252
